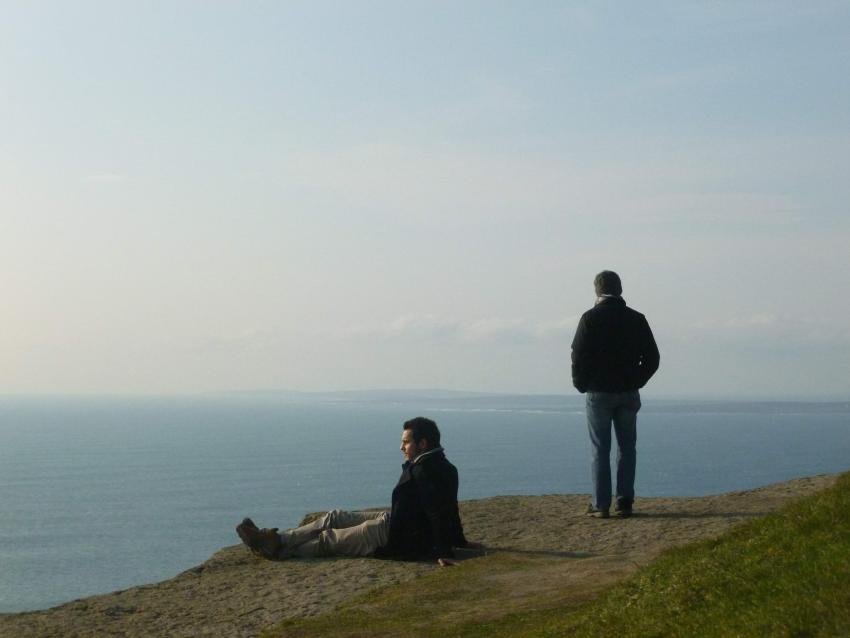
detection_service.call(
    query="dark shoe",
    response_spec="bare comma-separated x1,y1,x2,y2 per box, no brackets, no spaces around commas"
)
236,518,282,559
615,499,633,518
586,503,610,519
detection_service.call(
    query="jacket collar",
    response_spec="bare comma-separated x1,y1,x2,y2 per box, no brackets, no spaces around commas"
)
401,447,445,471
412,446,444,464
595,295,626,307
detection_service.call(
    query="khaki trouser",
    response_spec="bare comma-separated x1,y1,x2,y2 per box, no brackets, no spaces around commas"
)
280,509,390,558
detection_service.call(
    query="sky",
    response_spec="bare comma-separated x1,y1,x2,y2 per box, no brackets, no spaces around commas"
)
1,1,849,399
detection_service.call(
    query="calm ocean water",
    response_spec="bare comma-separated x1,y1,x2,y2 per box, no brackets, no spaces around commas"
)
1,393,848,613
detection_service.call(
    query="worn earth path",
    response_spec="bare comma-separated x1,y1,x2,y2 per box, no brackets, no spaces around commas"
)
0,474,837,638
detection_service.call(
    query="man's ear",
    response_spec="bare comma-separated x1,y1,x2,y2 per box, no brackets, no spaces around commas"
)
417,437,429,452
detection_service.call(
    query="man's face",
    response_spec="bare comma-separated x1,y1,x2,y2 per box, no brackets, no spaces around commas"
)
400,428,427,462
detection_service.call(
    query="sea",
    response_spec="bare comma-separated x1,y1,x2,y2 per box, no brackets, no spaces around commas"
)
1,392,848,614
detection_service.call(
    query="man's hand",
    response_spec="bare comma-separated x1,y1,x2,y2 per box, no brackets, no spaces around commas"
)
437,557,459,567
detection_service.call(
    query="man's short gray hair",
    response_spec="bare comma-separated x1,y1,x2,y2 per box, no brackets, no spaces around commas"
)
594,270,622,296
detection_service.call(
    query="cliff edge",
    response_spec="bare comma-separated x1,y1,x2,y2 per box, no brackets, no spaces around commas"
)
0,474,837,638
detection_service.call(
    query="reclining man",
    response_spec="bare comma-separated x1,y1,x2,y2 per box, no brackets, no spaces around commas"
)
236,417,473,567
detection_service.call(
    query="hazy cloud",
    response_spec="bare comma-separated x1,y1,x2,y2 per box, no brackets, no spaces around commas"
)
340,314,580,344
280,142,814,230
630,192,805,225
687,313,850,349
188,329,279,353
85,173,128,184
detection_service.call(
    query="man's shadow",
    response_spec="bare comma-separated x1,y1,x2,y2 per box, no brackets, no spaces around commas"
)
627,511,761,520
454,546,593,560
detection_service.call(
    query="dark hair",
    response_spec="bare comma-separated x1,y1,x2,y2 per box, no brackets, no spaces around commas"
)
403,417,441,449
594,270,622,296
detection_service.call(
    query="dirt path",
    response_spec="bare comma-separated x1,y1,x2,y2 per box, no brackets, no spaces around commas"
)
0,474,836,638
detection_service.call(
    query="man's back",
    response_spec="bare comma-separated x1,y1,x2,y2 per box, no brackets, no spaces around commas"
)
411,450,465,551
571,296,660,393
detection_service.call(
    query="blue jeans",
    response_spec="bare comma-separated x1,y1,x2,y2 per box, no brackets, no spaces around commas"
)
586,391,641,511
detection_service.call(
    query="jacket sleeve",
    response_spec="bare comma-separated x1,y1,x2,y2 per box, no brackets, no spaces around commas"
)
571,316,589,393
637,317,660,388
411,464,457,559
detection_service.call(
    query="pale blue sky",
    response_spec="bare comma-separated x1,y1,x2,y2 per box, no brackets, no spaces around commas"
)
2,2,849,397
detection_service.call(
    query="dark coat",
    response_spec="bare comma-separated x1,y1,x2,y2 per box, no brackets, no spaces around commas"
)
571,296,660,393
373,447,467,560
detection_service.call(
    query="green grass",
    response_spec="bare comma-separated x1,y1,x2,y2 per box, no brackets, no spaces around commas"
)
263,473,850,638
261,552,571,638
538,471,850,638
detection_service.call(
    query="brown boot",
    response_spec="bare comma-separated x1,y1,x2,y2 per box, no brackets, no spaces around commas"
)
236,518,283,559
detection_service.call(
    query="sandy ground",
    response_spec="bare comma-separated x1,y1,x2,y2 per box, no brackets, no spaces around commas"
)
0,473,837,638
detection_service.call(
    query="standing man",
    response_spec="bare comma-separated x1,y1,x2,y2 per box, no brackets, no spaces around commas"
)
571,271,659,518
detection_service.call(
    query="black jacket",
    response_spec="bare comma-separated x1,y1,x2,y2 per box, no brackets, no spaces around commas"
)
373,447,467,560
571,296,660,393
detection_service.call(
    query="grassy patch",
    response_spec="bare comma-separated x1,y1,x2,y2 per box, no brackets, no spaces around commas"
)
531,471,850,638
260,552,590,638
262,473,850,638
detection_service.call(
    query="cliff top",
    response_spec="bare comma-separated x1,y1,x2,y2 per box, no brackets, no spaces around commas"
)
0,473,837,638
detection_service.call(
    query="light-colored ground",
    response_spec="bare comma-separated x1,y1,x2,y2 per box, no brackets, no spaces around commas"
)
0,474,837,638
